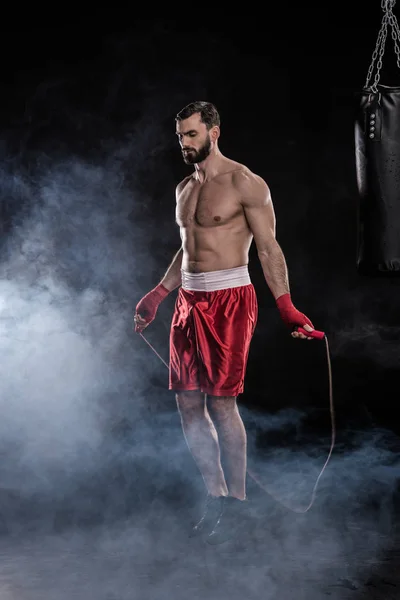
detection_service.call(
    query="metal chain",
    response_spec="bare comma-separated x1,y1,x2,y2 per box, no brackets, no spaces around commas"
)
365,14,389,89
388,5,400,66
365,0,400,91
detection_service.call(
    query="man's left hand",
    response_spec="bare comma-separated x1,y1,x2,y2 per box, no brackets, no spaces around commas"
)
291,322,314,340
276,293,316,340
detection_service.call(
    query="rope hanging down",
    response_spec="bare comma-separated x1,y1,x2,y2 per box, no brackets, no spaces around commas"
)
140,331,335,514
365,0,400,92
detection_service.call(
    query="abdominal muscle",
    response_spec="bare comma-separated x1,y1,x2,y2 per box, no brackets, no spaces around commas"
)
181,226,253,273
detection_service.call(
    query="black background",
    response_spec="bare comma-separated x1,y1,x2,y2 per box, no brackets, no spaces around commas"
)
0,9,399,598
2,14,397,431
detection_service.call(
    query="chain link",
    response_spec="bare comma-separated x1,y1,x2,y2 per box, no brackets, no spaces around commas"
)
365,15,388,88
388,8,400,67
382,0,396,9
365,0,400,91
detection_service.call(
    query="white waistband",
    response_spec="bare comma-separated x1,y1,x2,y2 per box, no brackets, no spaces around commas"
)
181,265,251,291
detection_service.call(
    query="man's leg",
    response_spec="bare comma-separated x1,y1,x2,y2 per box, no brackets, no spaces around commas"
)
207,395,247,501
176,390,229,498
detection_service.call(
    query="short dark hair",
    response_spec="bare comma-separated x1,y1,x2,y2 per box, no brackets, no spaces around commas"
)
176,101,220,129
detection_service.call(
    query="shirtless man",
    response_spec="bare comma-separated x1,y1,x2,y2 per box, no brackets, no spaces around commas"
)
134,101,317,544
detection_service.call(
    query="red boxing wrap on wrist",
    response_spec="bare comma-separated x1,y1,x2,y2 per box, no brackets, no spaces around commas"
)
135,283,170,323
276,293,314,330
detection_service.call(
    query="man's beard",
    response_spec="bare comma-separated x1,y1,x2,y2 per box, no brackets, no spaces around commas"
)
182,135,211,164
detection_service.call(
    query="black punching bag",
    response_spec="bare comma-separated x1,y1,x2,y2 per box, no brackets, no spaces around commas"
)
355,85,400,274
355,0,400,275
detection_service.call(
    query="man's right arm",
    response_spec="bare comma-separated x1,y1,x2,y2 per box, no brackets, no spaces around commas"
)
134,181,186,331
160,246,183,292
159,178,189,292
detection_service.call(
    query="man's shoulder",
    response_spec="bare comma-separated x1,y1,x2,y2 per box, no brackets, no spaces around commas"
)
231,165,268,192
175,175,193,196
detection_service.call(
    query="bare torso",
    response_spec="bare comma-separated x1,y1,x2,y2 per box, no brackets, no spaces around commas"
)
176,160,254,273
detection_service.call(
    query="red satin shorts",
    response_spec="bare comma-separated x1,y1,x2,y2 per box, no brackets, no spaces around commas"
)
169,267,258,397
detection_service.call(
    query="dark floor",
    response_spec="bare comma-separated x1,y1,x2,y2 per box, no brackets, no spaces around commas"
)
0,410,399,600
0,489,398,600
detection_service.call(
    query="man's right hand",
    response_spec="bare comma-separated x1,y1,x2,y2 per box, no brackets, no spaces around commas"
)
134,283,170,333
134,313,149,333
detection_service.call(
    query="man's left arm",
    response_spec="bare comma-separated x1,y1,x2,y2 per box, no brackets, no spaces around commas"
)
238,172,315,339
238,173,289,300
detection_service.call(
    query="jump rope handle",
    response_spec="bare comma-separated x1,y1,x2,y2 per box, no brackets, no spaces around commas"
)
297,327,325,340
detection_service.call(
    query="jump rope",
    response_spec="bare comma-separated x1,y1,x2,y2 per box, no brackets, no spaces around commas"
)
139,325,334,514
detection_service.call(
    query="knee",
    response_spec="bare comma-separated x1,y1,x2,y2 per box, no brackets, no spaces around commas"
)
207,396,238,422
176,391,206,422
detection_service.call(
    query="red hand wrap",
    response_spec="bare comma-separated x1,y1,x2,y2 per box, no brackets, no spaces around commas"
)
276,293,314,330
135,283,170,327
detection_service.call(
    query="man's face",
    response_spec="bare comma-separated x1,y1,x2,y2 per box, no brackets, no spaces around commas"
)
176,113,212,164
